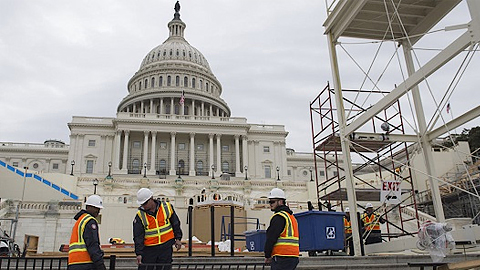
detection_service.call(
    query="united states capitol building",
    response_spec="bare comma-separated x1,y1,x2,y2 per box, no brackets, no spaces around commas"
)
0,5,318,253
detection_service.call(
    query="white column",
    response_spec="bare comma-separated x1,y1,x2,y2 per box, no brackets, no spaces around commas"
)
234,135,241,176
114,130,122,171
209,104,213,116
141,101,144,114
253,140,259,178
149,131,157,174
201,102,205,116
169,132,176,175
191,100,195,116
216,134,221,174
209,133,214,176
133,103,137,113
242,135,248,177
76,135,84,175
189,133,195,176
150,99,154,113
216,107,220,117
170,98,174,114
121,130,130,173
67,134,76,174
160,98,164,114
143,131,149,175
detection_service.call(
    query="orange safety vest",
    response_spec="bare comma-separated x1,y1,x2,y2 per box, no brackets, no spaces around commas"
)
344,217,352,234
362,213,380,231
137,201,175,246
68,213,95,265
271,211,300,257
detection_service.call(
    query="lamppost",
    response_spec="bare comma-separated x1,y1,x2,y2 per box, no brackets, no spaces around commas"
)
244,165,248,180
107,161,112,179
93,178,98,194
70,160,75,176
143,162,147,178
309,167,313,182
276,166,280,181
211,165,215,179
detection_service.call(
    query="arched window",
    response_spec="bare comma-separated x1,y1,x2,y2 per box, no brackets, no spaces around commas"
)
192,78,196,89
200,80,203,90
184,76,188,87
206,82,209,92
151,77,155,88
222,161,229,173
159,76,163,86
176,76,180,86
139,81,142,90
145,79,148,88
167,76,171,86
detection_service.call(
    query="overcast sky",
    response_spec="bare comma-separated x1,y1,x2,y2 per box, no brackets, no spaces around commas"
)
0,0,478,153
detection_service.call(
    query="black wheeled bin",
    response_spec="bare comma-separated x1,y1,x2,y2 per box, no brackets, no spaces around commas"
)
294,211,344,251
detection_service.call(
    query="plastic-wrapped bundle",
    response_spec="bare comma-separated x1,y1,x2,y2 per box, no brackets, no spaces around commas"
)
417,221,455,262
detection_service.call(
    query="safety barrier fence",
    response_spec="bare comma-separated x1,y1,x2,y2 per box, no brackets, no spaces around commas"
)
0,256,267,270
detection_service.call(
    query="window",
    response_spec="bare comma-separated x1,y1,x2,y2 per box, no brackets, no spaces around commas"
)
145,79,148,88
192,78,196,89
185,105,189,115
178,143,186,150
200,80,203,90
165,104,171,114
265,165,271,178
159,76,163,86
206,82,209,92
197,144,204,151
319,170,325,176
222,145,229,152
176,76,180,86
86,160,94,173
197,161,203,173
287,169,291,176
33,163,39,169
184,76,188,87
12,162,18,167
167,76,171,86
174,104,180,115
133,141,141,148
139,81,142,89
159,159,167,174
88,140,96,147
53,163,59,170
132,159,140,173
222,161,229,173
160,142,167,149
263,146,270,153
303,170,308,176
333,171,338,176
151,77,155,87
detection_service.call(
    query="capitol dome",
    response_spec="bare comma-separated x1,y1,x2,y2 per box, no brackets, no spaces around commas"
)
117,6,230,117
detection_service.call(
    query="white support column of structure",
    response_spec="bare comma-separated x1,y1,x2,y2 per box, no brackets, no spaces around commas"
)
191,100,195,116
170,99,174,114
149,131,157,175
150,99,154,113
403,44,445,222
189,133,196,176
143,131,149,173
76,135,84,175
327,32,362,256
181,101,185,115
216,134,221,174
121,130,130,173
253,140,259,178
210,104,213,116
234,135,241,176
201,102,205,116
141,101,144,114
209,133,214,176
133,103,137,113
242,135,248,175
99,135,106,174
67,134,76,174
160,98,164,114
169,132,176,175
114,131,121,171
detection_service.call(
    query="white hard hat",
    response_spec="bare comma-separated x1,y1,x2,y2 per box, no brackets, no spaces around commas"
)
366,202,373,208
137,188,153,205
85,195,104,209
268,188,286,199
345,207,350,212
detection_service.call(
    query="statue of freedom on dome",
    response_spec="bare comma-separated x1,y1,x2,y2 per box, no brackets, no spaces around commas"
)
174,1,180,13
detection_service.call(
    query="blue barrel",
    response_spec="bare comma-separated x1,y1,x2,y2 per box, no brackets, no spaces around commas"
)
245,230,266,252
294,211,344,251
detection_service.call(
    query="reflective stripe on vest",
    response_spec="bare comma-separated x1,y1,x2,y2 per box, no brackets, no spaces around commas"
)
362,213,380,231
271,211,300,257
68,213,95,265
344,217,352,234
137,201,175,246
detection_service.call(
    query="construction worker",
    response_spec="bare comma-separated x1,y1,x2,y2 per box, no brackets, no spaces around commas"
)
67,195,106,270
361,202,385,245
343,207,354,256
133,188,182,270
264,188,300,270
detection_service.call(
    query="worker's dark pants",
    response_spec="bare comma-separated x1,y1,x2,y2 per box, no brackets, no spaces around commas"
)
271,256,299,270
345,233,354,256
138,239,174,270
365,231,382,245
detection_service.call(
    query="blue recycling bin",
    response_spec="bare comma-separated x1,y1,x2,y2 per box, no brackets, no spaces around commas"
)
245,230,266,252
294,211,344,251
